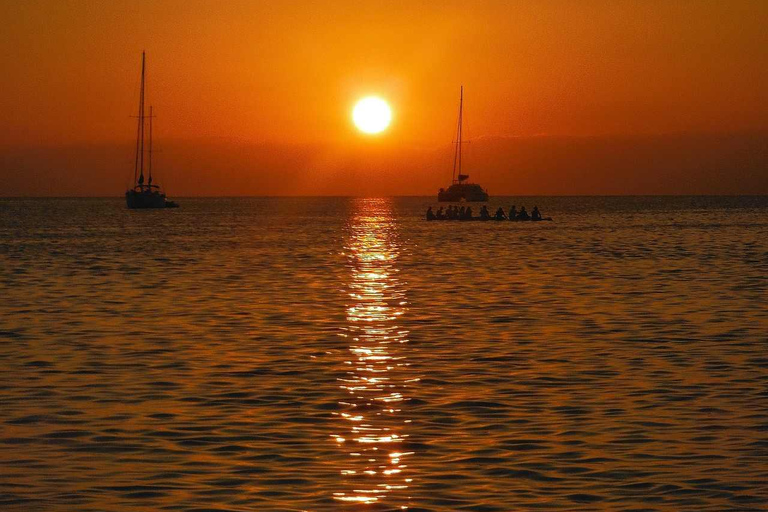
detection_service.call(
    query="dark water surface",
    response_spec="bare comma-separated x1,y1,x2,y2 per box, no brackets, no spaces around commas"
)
1,196,767,511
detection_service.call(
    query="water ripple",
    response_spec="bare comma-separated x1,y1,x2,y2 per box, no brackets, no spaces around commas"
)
0,197,766,511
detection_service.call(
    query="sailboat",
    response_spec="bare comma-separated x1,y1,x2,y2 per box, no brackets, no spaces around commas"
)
437,86,489,202
126,52,178,209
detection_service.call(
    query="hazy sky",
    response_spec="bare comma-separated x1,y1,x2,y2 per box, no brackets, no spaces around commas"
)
1,0,766,195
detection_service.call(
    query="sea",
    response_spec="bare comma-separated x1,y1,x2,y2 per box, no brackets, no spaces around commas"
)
1,196,767,512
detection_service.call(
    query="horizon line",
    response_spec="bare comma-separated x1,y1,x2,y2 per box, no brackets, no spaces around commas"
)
3,194,768,200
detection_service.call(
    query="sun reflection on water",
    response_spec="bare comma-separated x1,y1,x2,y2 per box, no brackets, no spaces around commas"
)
333,198,414,508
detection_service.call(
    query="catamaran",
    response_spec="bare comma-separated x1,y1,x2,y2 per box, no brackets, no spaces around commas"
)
126,52,178,209
437,86,489,202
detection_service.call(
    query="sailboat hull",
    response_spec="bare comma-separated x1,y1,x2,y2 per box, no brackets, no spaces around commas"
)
126,189,169,209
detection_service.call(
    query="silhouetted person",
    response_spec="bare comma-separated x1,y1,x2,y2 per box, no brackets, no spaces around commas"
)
447,205,456,220
436,207,445,220
517,206,530,220
426,206,436,221
509,205,517,220
531,206,542,221
459,206,466,219
494,207,507,220
479,205,490,220
464,206,473,220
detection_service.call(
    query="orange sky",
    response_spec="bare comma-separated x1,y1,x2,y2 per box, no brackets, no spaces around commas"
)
1,0,766,196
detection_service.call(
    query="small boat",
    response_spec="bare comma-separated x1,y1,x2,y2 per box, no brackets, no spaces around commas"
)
426,205,552,222
125,52,178,209
437,86,489,203
427,216,552,222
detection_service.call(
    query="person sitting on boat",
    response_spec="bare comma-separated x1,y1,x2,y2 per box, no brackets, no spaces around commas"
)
436,206,445,220
531,206,542,221
509,205,517,220
426,206,436,221
516,206,530,221
479,205,491,220
463,206,473,220
459,206,466,219
494,207,507,220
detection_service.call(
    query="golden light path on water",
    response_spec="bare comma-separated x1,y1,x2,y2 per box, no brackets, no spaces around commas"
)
333,198,415,508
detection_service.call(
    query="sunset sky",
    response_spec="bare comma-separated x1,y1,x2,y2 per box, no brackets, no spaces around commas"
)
1,0,766,196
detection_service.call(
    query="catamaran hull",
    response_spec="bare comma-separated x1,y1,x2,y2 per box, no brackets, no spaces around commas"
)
437,183,489,202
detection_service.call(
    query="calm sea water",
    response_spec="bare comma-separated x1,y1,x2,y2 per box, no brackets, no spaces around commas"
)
1,196,767,511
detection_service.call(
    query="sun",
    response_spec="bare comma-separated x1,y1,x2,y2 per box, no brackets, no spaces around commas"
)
352,96,392,134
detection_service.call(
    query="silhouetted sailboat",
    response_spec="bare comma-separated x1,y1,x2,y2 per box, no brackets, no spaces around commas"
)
438,86,489,202
126,52,178,209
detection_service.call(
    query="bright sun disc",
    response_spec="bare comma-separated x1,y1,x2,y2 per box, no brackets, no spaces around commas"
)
352,97,392,134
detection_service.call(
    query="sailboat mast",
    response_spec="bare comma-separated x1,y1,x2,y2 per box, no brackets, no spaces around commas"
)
452,86,463,184
458,86,463,181
139,52,146,187
148,105,153,184
133,52,145,187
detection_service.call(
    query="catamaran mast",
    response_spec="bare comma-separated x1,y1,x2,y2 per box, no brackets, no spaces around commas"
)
452,86,463,185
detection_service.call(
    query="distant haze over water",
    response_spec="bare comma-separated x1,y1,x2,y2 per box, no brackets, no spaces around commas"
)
1,196,767,511
2,131,767,197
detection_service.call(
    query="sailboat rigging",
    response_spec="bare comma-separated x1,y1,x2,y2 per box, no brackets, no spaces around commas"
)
437,86,489,202
125,52,178,209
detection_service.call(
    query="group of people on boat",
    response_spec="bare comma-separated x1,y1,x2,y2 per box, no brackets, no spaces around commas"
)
427,205,546,222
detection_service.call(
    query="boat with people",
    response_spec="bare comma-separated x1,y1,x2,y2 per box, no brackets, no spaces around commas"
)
437,86,489,203
125,52,179,209
426,204,552,222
